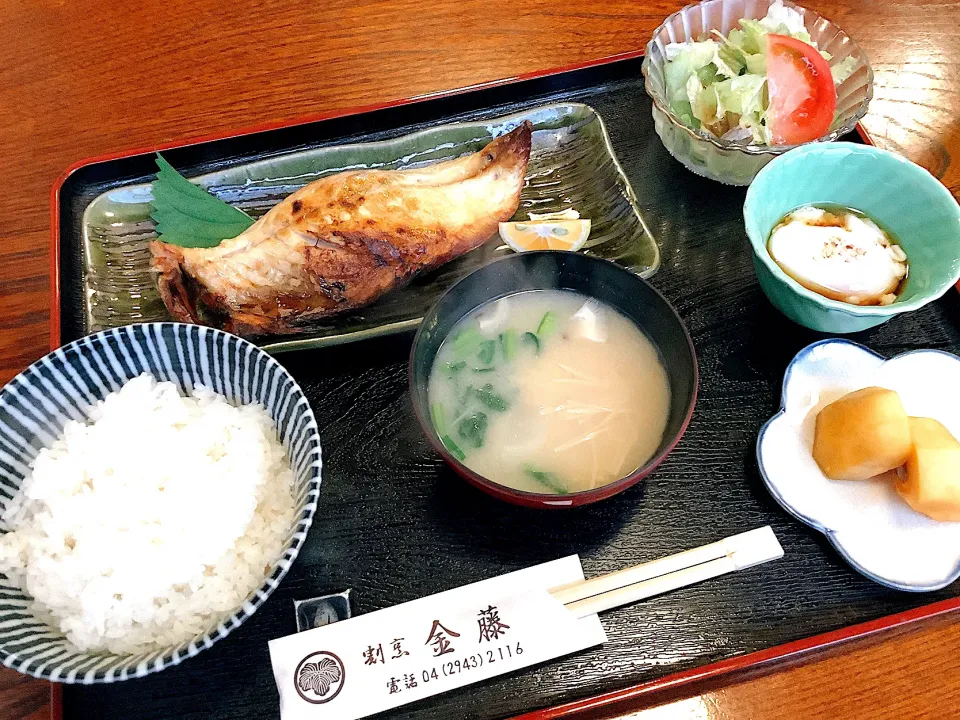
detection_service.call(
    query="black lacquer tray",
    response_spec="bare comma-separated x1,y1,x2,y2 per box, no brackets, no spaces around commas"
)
52,55,960,720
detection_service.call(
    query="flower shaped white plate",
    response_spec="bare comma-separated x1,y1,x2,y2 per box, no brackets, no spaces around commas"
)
757,339,960,592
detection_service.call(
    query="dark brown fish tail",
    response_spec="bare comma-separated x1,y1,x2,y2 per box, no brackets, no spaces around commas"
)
149,241,201,325
485,121,533,173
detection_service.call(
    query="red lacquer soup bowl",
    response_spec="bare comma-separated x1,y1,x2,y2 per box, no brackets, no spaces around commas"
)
409,251,698,509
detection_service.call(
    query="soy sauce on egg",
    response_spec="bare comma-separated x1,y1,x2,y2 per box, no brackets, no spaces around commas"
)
767,204,908,306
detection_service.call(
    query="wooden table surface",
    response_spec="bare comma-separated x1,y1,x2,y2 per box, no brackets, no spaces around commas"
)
1,0,957,717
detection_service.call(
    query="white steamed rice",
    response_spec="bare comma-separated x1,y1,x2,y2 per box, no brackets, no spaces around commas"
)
0,373,296,655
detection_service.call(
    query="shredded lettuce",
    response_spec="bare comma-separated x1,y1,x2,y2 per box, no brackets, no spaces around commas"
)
758,0,810,40
686,76,721,128
665,39,717,99
738,21,765,54
717,75,767,116
831,56,859,84
662,0,853,146
665,39,720,127
714,43,745,79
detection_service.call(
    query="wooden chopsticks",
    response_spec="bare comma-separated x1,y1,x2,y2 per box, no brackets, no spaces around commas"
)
550,527,784,619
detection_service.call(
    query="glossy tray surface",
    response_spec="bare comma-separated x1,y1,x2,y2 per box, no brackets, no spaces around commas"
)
55,58,960,719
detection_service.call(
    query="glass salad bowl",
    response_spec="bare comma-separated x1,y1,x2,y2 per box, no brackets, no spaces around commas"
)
642,0,874,185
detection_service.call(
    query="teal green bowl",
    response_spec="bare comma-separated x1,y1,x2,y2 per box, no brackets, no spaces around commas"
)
744,142,960,333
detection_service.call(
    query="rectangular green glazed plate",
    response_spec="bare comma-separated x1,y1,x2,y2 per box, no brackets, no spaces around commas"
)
80,103,659,352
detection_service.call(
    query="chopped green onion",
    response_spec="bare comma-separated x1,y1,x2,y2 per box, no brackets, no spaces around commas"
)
521,331,540,355
472,367,496,373
441,434,466,461
475,384,509,411
499,330,518,361
453,327,484,357
457,412,489,449
537,312,557,339
523,465,568,494
457,384,475,411
477,339,496,365
430,403,446,435
432,404,466,460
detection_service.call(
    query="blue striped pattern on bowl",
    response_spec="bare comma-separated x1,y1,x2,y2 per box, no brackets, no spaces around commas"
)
0,323,322,683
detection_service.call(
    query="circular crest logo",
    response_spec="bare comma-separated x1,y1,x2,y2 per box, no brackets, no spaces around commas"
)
294,651,345,704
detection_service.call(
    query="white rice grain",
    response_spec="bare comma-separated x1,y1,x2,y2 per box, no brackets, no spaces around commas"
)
0,374,297,655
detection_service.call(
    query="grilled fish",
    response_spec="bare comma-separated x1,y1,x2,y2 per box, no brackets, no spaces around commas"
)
150,122,532,337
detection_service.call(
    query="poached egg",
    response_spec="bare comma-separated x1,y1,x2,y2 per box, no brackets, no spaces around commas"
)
767,206,908,306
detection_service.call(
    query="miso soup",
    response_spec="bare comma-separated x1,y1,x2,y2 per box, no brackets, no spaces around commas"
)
427,290,671,495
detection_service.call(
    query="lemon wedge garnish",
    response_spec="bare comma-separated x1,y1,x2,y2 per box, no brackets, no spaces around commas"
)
499,219,591,252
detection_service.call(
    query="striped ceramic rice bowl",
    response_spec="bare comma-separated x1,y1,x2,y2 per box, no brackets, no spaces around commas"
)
0,323,322,683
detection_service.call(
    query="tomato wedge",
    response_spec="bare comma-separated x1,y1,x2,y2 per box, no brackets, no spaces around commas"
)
766,34,837,145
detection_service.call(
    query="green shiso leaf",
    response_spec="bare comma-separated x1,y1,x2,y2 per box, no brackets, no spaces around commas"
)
150,154,254,249
151,208,250,243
